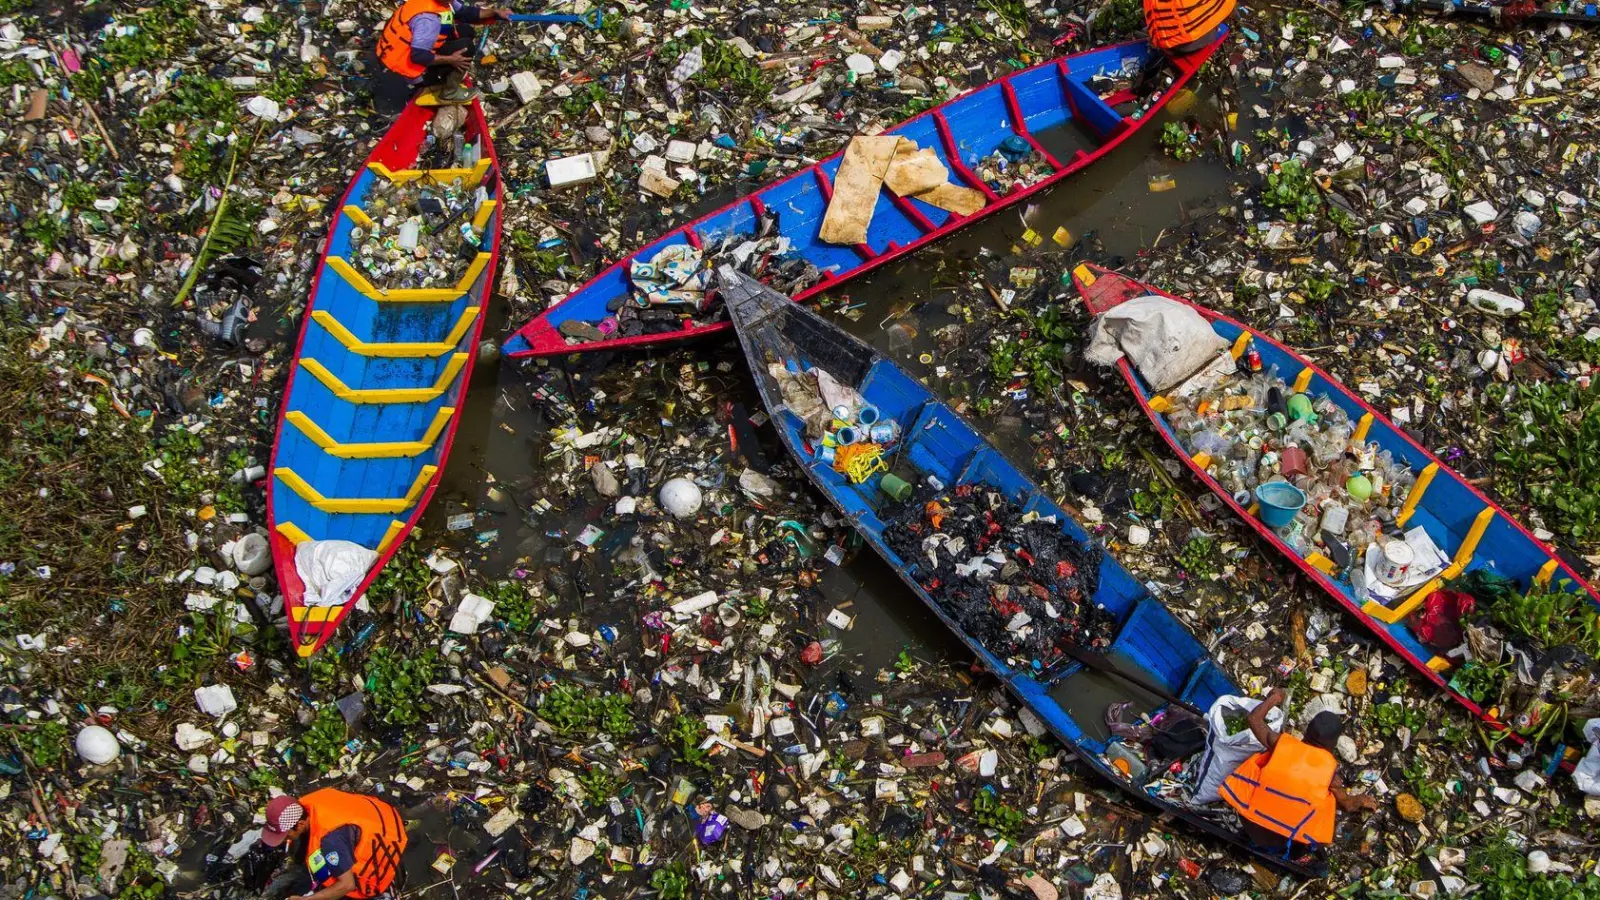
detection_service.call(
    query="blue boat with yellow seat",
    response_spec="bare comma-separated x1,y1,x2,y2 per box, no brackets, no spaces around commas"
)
268,100,503,657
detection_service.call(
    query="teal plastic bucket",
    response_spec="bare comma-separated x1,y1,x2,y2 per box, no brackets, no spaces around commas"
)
1255,481,1306,529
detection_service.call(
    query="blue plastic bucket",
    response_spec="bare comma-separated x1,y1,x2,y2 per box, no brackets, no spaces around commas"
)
1255,481,1307,529
836,426,860,446
857,405,881,426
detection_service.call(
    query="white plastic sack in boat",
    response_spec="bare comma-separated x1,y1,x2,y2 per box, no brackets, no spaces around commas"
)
1190,694,1285,805
810,367,864,419
1574,718,1600,796
294,540,378,608
1085,295,1231,392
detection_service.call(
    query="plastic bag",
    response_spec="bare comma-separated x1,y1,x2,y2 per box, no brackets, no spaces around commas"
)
1574,718,1600,797
1190,695,1284,805
1408,589,1475,653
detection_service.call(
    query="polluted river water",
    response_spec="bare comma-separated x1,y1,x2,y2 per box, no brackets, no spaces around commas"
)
178,80,1250,896
424,83,1240,674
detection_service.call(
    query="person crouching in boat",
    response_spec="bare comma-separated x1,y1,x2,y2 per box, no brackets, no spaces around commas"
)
1143,0,1235,55
372,0,512,116
259,790,409,900
1219,689,1379,860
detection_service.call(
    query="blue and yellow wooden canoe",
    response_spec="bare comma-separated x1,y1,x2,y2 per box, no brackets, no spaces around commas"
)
1072,264,1600,738
721,267,1323,874
503,33,1224,359
268,100,502,657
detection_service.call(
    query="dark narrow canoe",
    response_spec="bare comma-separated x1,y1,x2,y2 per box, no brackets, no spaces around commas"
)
720,266,1322,876
267,100,503,657
502,33,1225,358
1072,263,1600,740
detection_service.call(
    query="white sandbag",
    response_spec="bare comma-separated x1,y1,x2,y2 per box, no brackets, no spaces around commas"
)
1190,695,1284,805
294,540,378,608
1574,718,1600,796
1085,295,1231,392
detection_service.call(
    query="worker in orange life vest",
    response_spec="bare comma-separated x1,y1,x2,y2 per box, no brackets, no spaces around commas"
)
1219,689,1379,858
371,0,512,117
1142,0,1235,55
259,790,409,900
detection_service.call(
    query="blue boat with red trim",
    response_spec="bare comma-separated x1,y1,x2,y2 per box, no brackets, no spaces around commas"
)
1072,263,1600,743
502,33,1224,358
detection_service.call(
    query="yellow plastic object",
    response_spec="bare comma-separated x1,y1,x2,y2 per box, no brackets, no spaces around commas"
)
1426,656,1453,673
298,353,468,404
1148,396,1173,413
1191,451,1212,471
313,307,480,357
1230,332,1251,360
833,443,887,484
274,465,438,514
1305,552,1337,576
286,407,456,459
1293,367,1314,394
1073,264,1097,286
325,253,491,302
1395,463,1439,529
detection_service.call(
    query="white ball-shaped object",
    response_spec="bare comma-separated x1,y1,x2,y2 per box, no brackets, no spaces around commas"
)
1527,851,1551,874
659,477,703,519
76,726,120,766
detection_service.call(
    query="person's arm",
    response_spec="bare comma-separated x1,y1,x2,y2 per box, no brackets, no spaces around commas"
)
408,13,443,66
1247,688,1286,752
1330,773,1380,812
462,5,512,22
299,871,357,900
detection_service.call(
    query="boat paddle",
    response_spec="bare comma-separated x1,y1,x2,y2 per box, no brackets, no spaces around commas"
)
508,9,604,29
1055,639,1205,717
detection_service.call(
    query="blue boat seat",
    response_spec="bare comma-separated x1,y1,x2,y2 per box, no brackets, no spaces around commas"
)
1062,75,1122,142
1104,598,1204,697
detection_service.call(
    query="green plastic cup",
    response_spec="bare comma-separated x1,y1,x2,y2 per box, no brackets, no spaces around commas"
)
880,473,913,502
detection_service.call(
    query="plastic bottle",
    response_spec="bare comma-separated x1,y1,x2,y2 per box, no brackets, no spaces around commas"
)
1466,288,1526,317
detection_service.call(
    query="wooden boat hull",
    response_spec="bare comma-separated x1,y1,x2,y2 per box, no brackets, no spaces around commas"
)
267,100,503,657
1071,263,1600,736
503,33,1224,358
720,267,1321,875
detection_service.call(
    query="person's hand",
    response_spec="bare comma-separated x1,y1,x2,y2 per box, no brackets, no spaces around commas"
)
489,6,513,21
1264,688,1287,708
437,50,473,68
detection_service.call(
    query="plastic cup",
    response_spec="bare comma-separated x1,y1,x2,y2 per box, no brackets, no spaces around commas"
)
879,473,913,502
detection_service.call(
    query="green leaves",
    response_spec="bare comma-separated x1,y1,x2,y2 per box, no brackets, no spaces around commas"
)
364,647,439,726
539,683,635,738
296,705,347,773
1493,381,1600,549
1262,159,1323,223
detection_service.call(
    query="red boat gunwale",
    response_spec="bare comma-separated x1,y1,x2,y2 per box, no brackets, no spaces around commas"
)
265,100,505,656
507,33,1226,358
1074,264,1600,742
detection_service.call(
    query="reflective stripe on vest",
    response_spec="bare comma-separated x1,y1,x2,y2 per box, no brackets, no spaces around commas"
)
376,0,453,79
1219,733,1338,849
301,788,409,899
1143,0,1234,51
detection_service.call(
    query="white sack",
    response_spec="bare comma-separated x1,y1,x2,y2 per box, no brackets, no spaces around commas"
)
1086,295,1231,392
1190,694,1285,805
294,539,378,608
1575,718,1600,796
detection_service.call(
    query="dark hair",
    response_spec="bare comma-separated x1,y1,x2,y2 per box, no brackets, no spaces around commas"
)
1303,711,1342,750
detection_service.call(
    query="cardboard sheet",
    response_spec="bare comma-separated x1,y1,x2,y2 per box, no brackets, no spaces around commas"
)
818,135,900,245
820,136,988,244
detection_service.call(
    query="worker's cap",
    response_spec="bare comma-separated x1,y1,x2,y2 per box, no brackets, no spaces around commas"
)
261,796,305,847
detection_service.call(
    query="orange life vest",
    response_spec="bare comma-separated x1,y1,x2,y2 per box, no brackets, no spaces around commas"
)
375,0,454,80
301,788,408,898
1219,734,1338,848
1144,0,1235,52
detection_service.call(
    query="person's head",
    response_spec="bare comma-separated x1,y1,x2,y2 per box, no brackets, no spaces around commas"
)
262,795,309,847
1303,711,1343,751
